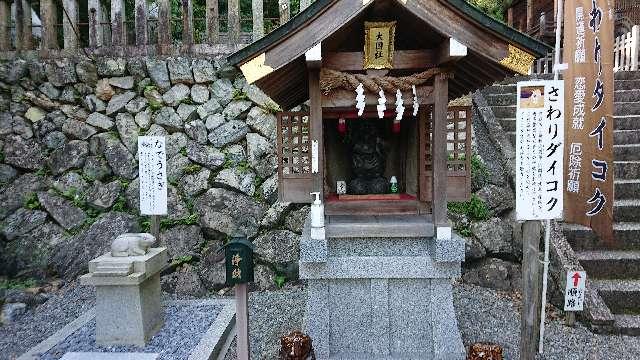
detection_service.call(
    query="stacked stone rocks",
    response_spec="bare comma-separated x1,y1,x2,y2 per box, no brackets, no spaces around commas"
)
0,57,308,296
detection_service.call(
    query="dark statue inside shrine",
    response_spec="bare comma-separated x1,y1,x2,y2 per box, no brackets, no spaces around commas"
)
348,121,388,194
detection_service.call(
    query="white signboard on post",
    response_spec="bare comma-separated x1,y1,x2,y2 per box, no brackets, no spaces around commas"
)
564,270,586,311
515,80,565,220
138,136,168,215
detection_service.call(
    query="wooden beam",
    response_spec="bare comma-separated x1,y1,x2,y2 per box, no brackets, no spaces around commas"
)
252,0,264,41
228,0,240,44
309,68,324,200
182,0,194,46
135,0,148,46
527,0,534,31
322,86,434,109
520,220,542,360
41,0,58,50
0,0,9,50
432,73,449,227
206,0,219,43
14,0,24,50
324,50,435,71
20,0,32,49
436,38,467,65
88,0,102,48
62,0,78,48
305,42,322,69
110,0,125,46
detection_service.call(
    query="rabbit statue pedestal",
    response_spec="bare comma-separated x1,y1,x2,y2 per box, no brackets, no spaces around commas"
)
80,234,168,347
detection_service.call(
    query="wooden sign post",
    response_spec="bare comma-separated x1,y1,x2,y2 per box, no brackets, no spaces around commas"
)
138,136,168,242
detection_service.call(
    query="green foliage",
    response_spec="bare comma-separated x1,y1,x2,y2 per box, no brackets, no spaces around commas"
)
160,213,199,230
35,166,51,177
471,154,491,188
179,147,187,156
261,101,282,115
138,216,151,233
236,161,251,174
112,196,128,212
0,278,38,290
24,193,42,210
274,275,286,289
184,164,202,175
448,194,491,221
171,255,195,267
466,0,512,22
232,89,248,101
0,150,5,163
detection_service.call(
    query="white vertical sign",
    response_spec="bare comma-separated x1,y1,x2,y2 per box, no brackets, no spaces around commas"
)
138,136,168,215
564,270,586,311
515,80,565,220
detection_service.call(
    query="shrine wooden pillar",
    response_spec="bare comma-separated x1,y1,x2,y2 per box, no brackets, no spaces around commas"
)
307,43,324,201
433,72,450,235
526,0,534,32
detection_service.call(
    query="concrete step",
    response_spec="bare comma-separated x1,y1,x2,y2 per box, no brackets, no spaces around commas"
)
615,144,640,161
564,222,640,251
614,315,640,336
615,161,640,179
616,102,640,116
490,105,516,119
615,80,640,91
485,93,516,106
577,250,640,279
615,71,640,81
615,90,640,103
615,200,640,222
615,115,640,130
592,279,640,314
499,118,516,132
616,179,640,200
615,129,640,144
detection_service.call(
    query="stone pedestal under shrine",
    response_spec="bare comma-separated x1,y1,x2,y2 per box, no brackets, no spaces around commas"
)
300,216,466,359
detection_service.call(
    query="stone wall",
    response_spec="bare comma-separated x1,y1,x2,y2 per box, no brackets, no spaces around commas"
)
0,56,308,295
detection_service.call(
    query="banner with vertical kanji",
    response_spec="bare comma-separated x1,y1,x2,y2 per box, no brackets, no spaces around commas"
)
563,0,615,243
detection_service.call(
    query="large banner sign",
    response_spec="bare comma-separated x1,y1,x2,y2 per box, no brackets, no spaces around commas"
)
516,80,565,221
563,0,615,242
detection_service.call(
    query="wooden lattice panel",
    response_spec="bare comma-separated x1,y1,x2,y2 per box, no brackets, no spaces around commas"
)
276,112,313,202
419,106,472,202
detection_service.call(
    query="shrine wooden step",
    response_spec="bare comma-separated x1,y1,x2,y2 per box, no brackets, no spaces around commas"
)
564,222,640,251
591,279,640,314
325,214,434,238
615,179,640,200
324,199,427,216
577,250,640,279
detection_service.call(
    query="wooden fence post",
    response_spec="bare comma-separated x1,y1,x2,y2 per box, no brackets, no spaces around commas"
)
135,0,148,46
88,0,103,48
14,0,24,50
252,0,263,41
62,0,79,49
182,0,193,46
631,25,639,71
158,0,171,50
206,0,219,43
40,0,58,50
0,0,9,50
111,0,126,46
520,220,543,360
279,0,290,26
20,0,32,49
227,0,240,44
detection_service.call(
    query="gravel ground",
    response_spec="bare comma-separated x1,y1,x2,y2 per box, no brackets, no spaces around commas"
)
41,303,222,360
4,281,640,359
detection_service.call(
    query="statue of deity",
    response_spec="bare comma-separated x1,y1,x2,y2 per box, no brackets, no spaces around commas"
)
348,121,388,194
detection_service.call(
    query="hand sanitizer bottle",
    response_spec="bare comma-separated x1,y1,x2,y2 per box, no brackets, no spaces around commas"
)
310,192,325,240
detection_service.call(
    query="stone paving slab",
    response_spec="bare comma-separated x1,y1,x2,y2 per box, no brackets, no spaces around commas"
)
60,353,159,360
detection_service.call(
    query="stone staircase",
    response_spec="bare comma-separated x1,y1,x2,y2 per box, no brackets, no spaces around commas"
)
482,71,640,335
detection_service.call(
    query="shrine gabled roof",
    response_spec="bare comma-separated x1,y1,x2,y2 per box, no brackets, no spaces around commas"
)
227,0,552,109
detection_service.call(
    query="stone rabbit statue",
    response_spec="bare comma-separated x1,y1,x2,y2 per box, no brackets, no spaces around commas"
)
111,233,156,257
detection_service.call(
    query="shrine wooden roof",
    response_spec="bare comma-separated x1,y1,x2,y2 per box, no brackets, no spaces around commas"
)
228,0,552,109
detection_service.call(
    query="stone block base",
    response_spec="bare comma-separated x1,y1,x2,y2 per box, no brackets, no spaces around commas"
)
94,272,164,346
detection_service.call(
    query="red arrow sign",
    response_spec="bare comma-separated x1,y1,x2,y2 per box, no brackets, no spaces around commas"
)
572,272,582,287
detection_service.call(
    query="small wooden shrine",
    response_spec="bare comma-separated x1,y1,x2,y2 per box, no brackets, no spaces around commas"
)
229,0,549,358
